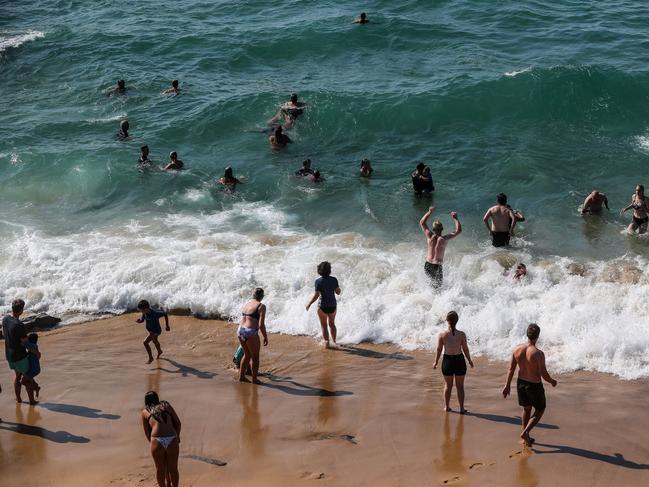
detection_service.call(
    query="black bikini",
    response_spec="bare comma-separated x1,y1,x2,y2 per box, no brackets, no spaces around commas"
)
242,303,262,320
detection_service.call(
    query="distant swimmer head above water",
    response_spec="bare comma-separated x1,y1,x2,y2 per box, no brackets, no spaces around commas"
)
219,166,242,189
117,79,125,90
162,79,180,95
164,151,184,171
139,145,150,164
269,125,292,148
360,158,373,177
514,263,527,280
118,119,129,139
295,158,313,177
310,170,324,182
354,12,369,24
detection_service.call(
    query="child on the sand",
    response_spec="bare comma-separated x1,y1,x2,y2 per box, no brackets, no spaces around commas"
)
24,333,42,398
136,300,170,364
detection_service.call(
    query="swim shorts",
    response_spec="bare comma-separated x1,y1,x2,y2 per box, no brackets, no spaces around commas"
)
8,356,29,374
492,231,511,247
442,354,467,376
517,378,546,410
424,262,443,289
633,216,649,227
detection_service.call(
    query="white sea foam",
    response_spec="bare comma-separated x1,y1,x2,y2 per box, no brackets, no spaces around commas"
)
504,66,532,77
0,31,45,53
87,113,127,124
0,203,648,379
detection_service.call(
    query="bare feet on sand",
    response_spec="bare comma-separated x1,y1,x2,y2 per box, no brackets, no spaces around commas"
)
157,351,163,359
29,400,39,406
147,357,154,364
460,409,468,415
239,377,251,383
35,385,41,398
253,379,263,385
444,407,452,412
520,432,535,447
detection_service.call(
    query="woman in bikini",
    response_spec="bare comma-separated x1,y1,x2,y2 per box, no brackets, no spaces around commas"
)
141,391,182,487
621,184,649,234
238,288,268,384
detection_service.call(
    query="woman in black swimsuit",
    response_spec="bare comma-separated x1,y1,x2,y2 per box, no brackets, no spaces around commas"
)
621,184,649,234
141,391,182,487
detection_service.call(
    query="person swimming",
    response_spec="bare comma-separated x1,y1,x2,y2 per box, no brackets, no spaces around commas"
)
582,190,609,214
412,162,425,194
269,93,306,129
269,125,292,149
421,166,434,193
295,159,314,177
117,120,130,139
219,166,242,190
106,79,126,95
353,12,369,24
360,158,373,177
138,145,151,166
621,184,649,234
162,79,180,95
308,170,324,183
164,151,184,171
514,263,527,280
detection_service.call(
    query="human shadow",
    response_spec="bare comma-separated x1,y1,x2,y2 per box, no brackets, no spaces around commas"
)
0,421,90,444
467,412,559,430
260,373,353,397
40,402,120,420
338,345,413,361
157,358,217,379
533,442,649,469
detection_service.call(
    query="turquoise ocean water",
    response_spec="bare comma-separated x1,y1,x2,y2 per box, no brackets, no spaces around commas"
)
2,1,649,377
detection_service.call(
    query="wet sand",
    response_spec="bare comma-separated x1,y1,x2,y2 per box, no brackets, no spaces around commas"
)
0,315,648,486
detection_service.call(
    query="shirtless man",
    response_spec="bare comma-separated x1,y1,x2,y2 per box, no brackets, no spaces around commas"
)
164,151,184,171
419,207,462,289
269,94,306,129
353,12,369,24
117,120,130,139
106,79,126,95
269,125,292,149
162,79,180,95
483,193,516,247
582,190,609,214
138,145,151,166
503,324,557,447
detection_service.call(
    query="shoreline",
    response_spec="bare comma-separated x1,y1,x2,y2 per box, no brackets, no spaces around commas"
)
1,315,648,486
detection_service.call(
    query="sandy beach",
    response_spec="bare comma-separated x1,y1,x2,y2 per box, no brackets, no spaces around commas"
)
0,315,647,486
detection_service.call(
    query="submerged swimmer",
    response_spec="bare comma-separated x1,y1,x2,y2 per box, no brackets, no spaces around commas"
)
269,125,292,149
138,145,151,166
162,79,180,95
360,158,373,177
308,170,324,183
353,12,369,24
117,120,130,139
419,207,462,289
621,184,649,234
106,79,126,95
164,151,184,171
295,159,314,177
219,166,243,190
582,190,609,214
269,93,305,129
483,193,516,247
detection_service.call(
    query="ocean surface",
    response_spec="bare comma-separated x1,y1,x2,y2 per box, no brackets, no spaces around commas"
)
2,0,649,378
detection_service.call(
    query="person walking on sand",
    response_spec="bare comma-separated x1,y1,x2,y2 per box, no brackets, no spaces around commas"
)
502,324,557,447
306,261,341,348
419,207,462,289
136,300,170,364
2,299,38,405
433,311,474,413
621,184,649,234
582,190,609,214
237,288,268,384
142,391,181,487
483,193,516,247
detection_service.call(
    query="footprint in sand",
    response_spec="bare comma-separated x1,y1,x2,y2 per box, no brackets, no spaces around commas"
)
301,471,326,480
469,462,484,469
443,476,461,484
311,432,358,445
509,450,525,458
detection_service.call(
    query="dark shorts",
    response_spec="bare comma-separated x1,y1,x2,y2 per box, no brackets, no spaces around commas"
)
492,231,511,247
441,354,467,376
633,216,649,227
8,356,29,375
517,378,546,410
319,306,337,315
424,262,443,289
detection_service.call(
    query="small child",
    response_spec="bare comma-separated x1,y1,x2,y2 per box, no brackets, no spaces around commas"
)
136,300,170,364
25,333,42,398
514,263,527,280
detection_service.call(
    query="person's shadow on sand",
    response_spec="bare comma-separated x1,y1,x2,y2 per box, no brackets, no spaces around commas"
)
156,358,217,379
466,412,559,430
533,443,649,469
260,373,353,397
0,421,90,443
39,403,120,420
337,345,413,361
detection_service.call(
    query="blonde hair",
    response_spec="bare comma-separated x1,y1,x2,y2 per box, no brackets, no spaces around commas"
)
432,220,443,233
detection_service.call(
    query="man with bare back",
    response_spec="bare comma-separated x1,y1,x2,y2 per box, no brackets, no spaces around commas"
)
419,207,462,289
483,193,516,247
502,324,558,447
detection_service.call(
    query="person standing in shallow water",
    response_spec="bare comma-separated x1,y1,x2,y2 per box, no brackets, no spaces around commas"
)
621,184,649,234
433,311,474,414
141,391,181,487
503,324,557,447
419,207,462,289
237,288,268,384
306,261,341,348
483,193,516,247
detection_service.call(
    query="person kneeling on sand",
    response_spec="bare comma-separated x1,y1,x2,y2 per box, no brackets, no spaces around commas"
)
433,311,474,413
306,261,341,348
136,300,170,364
142,391,181,487
238,288,268,384
503,323,557,447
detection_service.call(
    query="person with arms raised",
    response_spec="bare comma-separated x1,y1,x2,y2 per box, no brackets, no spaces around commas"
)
419,207,462,289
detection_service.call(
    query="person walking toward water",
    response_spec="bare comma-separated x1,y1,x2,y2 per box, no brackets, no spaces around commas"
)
306,261,341,348
136,300,170,364
502,324,557,447
483,193,516,247
2,299,38,405
419,207,462,289
433,311,474,413
141,391,181,487
621,184,649,234
582,190,609,214
237,288,268,384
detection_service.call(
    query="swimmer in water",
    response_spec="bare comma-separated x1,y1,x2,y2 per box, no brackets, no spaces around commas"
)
269,126,292,149
164,151,184,171
269,93,306,129
582,190,609,214
295,159,314,177
433,311,474,413
117,120,130,140
138,145,151,166
162,79,180,95
360,158,373,177
219,167,242,190
621,184,649,234
514,263,527,280
483,193,516,247
421,166,434,193
308,170,325,183
106,79,126,95
420,207,462,289
353,12,369,24
412,162,426,194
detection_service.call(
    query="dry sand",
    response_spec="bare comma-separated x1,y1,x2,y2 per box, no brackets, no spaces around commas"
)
0,315,648,486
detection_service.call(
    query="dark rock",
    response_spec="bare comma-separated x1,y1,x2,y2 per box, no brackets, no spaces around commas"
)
22,313,62,332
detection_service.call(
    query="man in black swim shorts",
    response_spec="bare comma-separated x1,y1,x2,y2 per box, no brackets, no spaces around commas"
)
503,324,558,447
483,193,516,247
